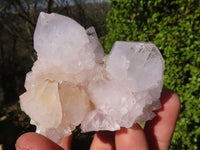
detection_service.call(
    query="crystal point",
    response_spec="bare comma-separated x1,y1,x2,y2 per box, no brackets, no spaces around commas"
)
20,12,164,143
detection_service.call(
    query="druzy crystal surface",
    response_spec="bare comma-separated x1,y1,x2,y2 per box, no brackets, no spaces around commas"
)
20,12,164,143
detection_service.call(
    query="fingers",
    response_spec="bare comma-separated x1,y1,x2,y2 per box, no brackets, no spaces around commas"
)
115,124,148,150
144,89,181,150
16,89,180,150
90,124,149,150
91,89,180,150
90,131,115,150
59,135,72,150
15,132,64,150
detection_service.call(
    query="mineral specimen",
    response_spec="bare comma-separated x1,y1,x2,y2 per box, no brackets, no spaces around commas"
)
20,12,164,143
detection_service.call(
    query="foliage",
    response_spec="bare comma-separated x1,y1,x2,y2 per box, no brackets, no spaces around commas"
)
105,0,200,149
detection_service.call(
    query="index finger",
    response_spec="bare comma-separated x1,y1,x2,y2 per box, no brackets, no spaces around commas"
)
144,89,181,150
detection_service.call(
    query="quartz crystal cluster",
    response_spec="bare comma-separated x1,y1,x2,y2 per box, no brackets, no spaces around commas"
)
20,12,164,143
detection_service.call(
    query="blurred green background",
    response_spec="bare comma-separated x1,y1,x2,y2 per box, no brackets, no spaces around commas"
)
0,0,200,149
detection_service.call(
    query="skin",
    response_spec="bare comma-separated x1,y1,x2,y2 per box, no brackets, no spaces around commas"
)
16,89,180,150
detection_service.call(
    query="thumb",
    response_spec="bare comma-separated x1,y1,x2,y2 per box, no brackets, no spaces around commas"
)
16,132,64,150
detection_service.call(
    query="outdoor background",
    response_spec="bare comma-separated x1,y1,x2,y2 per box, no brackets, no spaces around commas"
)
0,0,200,149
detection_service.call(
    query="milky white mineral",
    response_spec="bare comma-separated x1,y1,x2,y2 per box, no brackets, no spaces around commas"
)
20,12,164,143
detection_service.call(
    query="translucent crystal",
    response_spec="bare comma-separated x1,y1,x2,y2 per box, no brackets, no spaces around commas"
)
20,80,62,129
105,41,164,92
34,12,95,73
58,81,93,126
81,42,164,132
20,12,164,143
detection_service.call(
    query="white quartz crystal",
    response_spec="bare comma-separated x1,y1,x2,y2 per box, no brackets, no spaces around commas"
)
20,12,164,143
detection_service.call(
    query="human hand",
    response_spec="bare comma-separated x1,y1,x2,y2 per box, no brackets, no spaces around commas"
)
16,89,180,150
